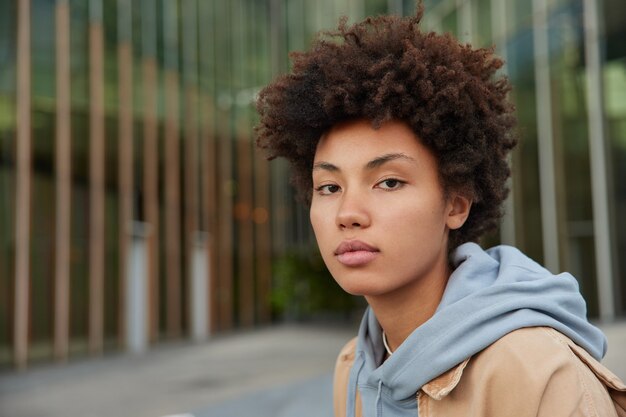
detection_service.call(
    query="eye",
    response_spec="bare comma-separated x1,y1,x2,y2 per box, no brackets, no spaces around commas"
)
377,178,405,190
315,184,341,195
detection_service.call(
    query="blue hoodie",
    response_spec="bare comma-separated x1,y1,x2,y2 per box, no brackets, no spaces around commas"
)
345,242,608,417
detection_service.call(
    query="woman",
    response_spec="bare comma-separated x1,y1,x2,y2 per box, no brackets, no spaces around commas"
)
255,4,626,417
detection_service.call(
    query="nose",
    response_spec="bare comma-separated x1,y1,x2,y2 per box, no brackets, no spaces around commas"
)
336,191,371,230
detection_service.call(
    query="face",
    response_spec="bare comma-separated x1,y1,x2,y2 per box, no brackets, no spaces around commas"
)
310,119,470,298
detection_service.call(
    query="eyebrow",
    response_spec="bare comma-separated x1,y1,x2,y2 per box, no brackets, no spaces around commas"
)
365,153,416,169
312,161,340,172
312,152,416,172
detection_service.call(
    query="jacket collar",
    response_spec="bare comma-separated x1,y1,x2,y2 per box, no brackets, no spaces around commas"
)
420,358,471,400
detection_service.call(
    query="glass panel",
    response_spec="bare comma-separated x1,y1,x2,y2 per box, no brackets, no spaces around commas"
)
546,0,598,315
474,0,492,47
29,0,58,362
506,23,544,264
0,0,17,367
441,9,458,36
69,0,90,355
507,0,533,35
364,0,388,16
286,0,307,53
603,0,626,315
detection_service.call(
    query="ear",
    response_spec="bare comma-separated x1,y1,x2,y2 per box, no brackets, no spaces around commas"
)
445,193,472,230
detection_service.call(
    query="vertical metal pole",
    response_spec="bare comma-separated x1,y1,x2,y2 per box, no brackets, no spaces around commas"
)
217,131,234,330
583,0,616,321
234,0,255,328
216,0,234,331
237,133,255,327
183,0,199,334
457,0,473,44
54,0,71,362
254,159,272,324
491,0,507,48
163,0,182,338
88,0,105,356
269,0,287,257
491,0,517,246
532,0,560,272
118,0,134,348
141,0,159,342
252,0,272,325
198,0,218,334
14,0,31,370
203,92,218,333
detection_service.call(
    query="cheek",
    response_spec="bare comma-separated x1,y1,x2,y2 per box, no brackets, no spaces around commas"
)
379,199,449,247
310,205,331,244
309,205,320,234
310,208,340,276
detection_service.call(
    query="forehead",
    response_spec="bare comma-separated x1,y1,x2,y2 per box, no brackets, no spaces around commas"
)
314,119,427,163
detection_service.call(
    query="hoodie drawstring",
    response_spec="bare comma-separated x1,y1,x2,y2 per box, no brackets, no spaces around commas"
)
375,379,384,417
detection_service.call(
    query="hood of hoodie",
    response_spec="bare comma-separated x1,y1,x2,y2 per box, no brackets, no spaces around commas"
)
346,242,607,417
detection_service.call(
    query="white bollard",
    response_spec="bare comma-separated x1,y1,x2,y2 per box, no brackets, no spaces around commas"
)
191,231,210,342
126,221,151,354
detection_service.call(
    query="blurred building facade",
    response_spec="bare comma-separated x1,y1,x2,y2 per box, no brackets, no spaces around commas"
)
420,0,626,322
0,0,624,369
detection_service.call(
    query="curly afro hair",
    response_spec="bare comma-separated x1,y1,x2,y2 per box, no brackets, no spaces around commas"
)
255,4,517,250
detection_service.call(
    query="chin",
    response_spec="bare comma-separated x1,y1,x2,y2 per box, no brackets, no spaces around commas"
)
333,274,393,297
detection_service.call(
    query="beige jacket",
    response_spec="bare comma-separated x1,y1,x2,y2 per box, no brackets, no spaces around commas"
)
334,327,626,417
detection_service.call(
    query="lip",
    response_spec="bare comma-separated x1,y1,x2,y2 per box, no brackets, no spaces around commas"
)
334,240,380,267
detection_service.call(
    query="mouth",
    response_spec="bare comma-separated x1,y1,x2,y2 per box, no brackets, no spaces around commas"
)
334,240,380,267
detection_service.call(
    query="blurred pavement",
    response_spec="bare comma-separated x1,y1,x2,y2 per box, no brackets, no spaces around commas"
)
0,322,625,417
0,324,355,417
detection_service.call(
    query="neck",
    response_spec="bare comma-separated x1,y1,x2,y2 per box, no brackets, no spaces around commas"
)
366,255,451,353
